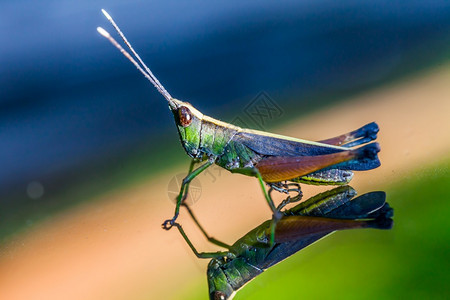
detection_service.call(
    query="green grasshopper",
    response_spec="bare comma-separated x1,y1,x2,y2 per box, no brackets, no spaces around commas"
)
97,10,381,234
174,186,393,299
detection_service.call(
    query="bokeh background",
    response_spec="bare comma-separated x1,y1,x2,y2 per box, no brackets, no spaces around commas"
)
1,1,449,299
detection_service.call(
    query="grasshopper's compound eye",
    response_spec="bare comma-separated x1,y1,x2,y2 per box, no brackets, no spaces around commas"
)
178,106,193,127
213,292,226,300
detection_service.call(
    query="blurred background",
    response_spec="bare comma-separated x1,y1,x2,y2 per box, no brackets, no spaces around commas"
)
0,1,449,299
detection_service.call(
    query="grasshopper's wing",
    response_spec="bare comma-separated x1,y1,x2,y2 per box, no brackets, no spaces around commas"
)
323,191,387,219
234,129,347,157
319,122,379,147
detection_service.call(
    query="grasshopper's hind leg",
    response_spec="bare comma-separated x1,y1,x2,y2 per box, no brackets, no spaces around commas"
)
289,123,380,185
162,159,213,230
293,169,354,186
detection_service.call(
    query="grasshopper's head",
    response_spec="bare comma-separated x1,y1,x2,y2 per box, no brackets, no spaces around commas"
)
168,98,204,158
207,258,236,300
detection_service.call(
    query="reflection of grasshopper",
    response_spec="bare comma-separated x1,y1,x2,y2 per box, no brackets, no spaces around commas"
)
97,10,381,235
175,186,393,300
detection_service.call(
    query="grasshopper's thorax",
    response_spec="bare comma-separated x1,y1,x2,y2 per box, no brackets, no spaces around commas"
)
198,115,240,158
169,98,242,161
207,256,262,300
168,99,204,158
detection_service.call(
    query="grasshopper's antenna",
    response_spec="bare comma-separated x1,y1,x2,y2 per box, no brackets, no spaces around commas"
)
97,27,172,101
99,9,173,102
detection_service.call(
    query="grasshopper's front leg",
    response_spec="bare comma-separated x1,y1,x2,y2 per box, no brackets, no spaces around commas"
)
162,159,213,230
173,223,230,259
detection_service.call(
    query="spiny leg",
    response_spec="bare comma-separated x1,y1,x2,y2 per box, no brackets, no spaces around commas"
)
276,188,303,211
285,182,302,196
269,182,301,196
182,203,231,249
267,183,303,211
268,182,290,194
173,223,229,259
162,160,213,230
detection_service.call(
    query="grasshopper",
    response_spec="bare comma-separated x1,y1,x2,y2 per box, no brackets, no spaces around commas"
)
174,186,393,299
97,10,381,235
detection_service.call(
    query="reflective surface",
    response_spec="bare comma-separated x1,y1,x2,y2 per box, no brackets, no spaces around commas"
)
175,186,393,299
